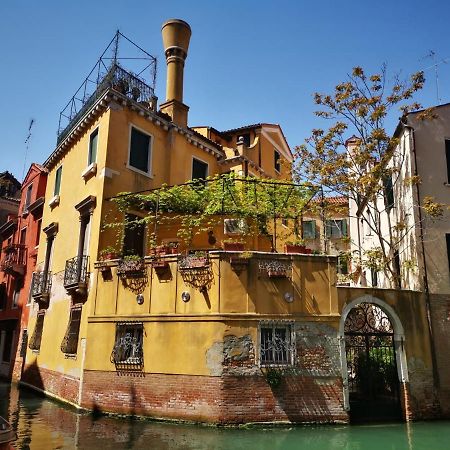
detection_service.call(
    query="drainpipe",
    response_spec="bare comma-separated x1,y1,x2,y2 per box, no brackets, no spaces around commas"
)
407,123,440,389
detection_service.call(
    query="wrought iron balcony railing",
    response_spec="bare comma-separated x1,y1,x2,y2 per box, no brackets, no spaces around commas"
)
64,255,89,289
31,271,52,299
0,244,27,276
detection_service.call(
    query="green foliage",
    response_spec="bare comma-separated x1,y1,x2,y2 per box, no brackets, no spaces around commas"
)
106,174,312,248
265,367,283,388
295,65,429,289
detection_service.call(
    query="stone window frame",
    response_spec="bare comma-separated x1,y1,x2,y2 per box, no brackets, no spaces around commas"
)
258,320,295,367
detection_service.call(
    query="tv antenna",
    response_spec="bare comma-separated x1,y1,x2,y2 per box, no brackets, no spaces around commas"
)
421,50,448,105
22,118,35,181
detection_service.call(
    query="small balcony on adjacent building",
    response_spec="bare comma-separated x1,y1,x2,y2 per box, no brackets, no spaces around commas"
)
0,244,27,277
31,271,52,304
64,255,89,298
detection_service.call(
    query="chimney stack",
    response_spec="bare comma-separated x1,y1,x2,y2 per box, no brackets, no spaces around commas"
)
160,19,191,128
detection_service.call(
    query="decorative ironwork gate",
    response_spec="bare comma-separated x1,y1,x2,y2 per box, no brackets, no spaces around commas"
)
344,303,402,422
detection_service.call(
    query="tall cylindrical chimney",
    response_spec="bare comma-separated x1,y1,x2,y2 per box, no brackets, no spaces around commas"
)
160,19,191,127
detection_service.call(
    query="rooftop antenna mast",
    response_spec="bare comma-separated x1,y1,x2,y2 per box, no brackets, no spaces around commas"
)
422,50,448,105
22,118,35,181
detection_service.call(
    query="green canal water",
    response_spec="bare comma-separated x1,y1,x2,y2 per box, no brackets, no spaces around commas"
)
1,381,450,449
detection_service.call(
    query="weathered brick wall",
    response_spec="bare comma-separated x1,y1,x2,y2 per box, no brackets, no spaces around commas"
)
81,371,346,424
80,321,347,424
21,364,80,405
430,293,450,416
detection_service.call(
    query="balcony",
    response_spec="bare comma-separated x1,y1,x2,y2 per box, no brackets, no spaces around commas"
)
64,255,89,298
0,244,26,276
31,271,52,304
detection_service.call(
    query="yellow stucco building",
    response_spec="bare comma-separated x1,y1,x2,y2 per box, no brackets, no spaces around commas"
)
19,19,443,425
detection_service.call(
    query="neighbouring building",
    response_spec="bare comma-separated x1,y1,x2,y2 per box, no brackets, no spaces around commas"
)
347,107,450,414
0,171,20,226
0,164,47,380
18,20,445,424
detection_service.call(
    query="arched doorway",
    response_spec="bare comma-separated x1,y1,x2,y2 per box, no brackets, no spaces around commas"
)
343,302,402,422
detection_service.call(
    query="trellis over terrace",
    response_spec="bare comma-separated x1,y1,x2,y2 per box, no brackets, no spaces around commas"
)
101,176,325,255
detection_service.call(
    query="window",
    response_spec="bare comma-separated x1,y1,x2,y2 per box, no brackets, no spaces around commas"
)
383,175,394,212
20,227,27,245
129,126,151,175
0,283,6,309
446,234,450,275
28,312,45,351
325,219,347,239
302,220,316,239
88,128,99,165
192,157,208,180
123,214,145,257
1,330,14,363
260,322,293,366
60,306,82,354
36,219,42,246
24,184,33,212
371,268,378,287
54,166,62,196
224,218,248,235
12,278,23,308
337,254,349,275
445,140,450,183
111,322,144,367
274,150,281,173
239,133,250,147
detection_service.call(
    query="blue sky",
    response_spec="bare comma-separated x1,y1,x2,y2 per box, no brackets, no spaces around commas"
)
1,0,450,181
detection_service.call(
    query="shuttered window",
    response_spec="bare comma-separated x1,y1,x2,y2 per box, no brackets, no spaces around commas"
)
122,214,145,257
60,307,82,355
129,127,151,174
54,166,62,196
88,128,99,165
29,313,45,351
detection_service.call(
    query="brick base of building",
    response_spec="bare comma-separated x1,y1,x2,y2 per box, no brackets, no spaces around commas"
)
80,370,348,424
21,364,80,406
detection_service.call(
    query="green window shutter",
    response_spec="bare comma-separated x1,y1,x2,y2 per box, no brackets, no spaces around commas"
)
129,127,151,173
88,128,98,165
311,220,316,239
54,166,62,196
341,219,348,237
325,220,331,238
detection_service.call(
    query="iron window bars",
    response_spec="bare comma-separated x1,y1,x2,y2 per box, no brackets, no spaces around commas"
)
260,322,294,366
31,271,52,299
63,255,89,288
110,322,144,370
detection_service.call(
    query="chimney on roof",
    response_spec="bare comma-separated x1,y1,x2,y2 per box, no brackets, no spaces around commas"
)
159,19,191,128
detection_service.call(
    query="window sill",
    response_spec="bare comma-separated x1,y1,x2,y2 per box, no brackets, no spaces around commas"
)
81,163,97,180
126,164,153,178
48,195,60,208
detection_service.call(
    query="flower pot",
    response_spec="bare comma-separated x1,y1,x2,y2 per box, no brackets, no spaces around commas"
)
285,244,311,254
223,242,244,252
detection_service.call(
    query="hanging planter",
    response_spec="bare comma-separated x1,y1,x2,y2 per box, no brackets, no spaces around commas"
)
259,260,291,279
117,257,146,278
178,252,210,270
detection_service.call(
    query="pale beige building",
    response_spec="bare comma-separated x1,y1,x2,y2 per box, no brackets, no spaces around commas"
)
349,106,450,295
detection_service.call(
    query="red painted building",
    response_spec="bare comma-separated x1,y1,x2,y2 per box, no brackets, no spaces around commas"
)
0,164,47,380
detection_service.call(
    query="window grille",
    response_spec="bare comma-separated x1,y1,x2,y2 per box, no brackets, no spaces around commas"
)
259,322,294,366
60,306,82,354
111,322,144,370
28,312,45,351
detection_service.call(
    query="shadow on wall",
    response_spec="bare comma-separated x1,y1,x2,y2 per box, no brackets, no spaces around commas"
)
20,359,45,392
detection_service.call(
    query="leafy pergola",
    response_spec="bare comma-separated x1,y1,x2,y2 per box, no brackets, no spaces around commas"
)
106,174,318,251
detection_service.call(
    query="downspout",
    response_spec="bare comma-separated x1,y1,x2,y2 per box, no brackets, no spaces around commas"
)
407,123,440,389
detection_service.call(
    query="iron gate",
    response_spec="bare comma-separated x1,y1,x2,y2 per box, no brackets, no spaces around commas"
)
344,303,402,422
